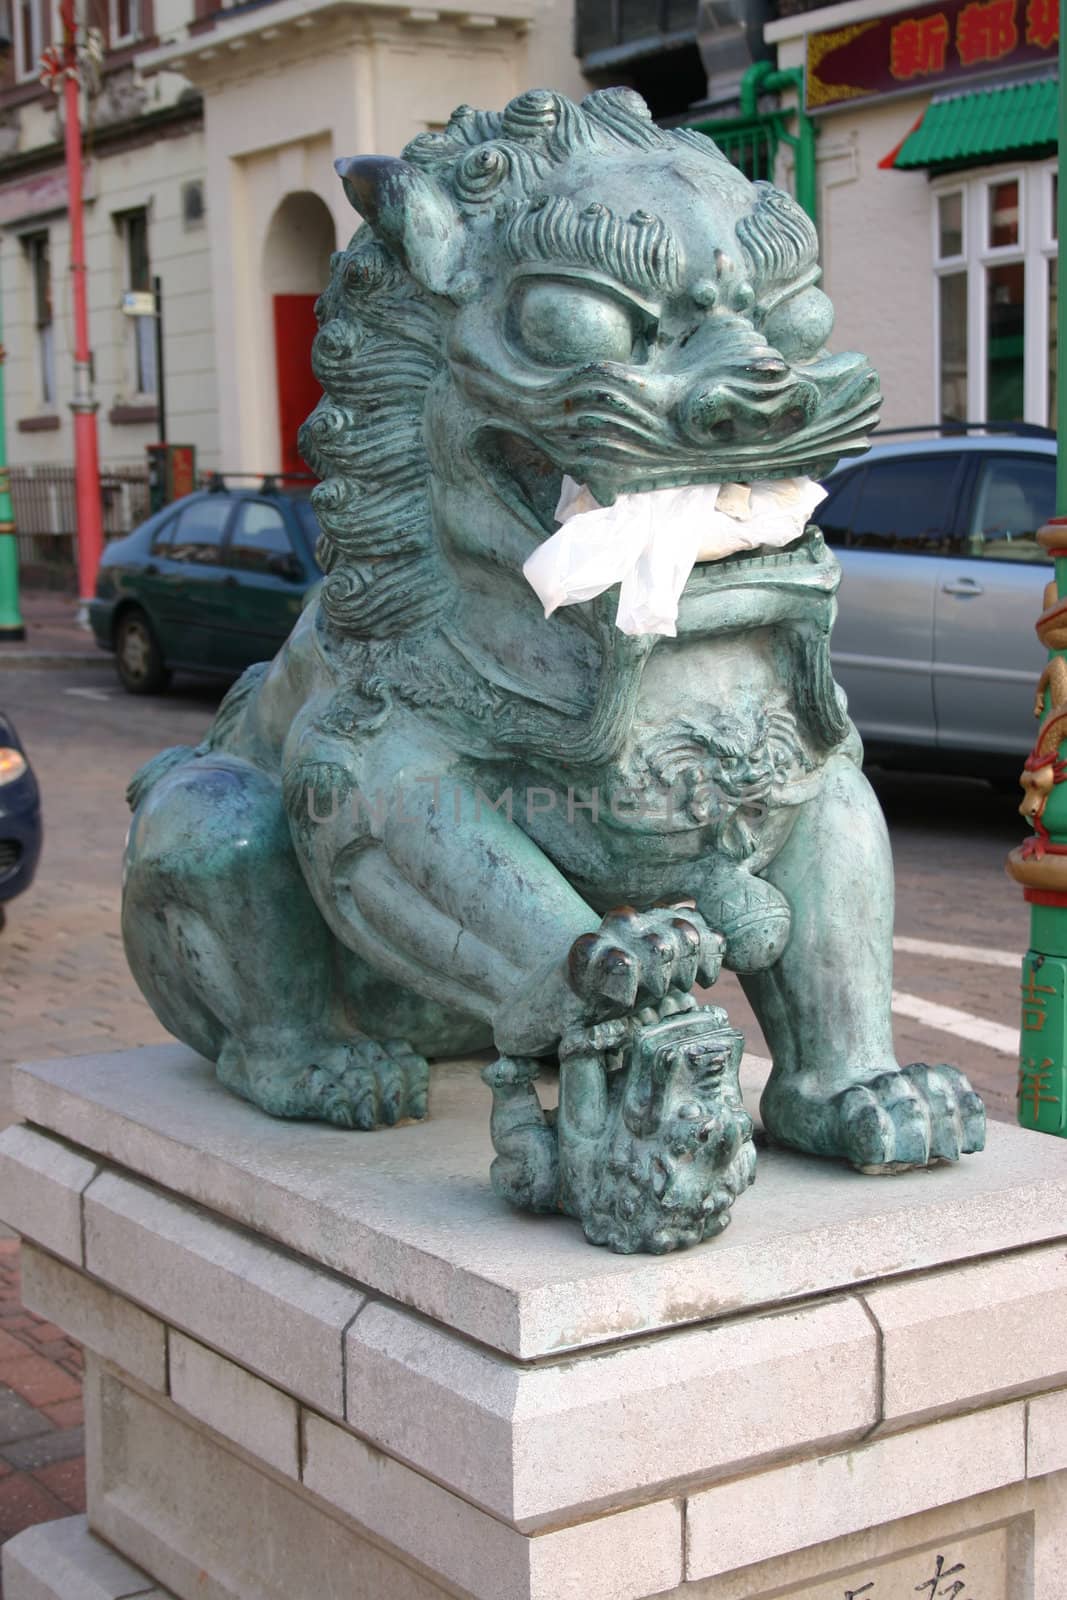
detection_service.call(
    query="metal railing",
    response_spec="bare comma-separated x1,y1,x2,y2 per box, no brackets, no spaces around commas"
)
13,465,151,584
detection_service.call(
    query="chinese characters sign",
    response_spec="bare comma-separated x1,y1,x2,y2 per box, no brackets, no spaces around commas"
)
1018,951,1067,1134
806,0,1057,110
841,1551,970,1598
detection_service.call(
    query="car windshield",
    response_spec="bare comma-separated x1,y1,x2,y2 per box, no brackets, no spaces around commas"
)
292,497,324,569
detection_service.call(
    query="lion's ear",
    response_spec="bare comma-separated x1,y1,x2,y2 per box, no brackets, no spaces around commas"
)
335,156,464,297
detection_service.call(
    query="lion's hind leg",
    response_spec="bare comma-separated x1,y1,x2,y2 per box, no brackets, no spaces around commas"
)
123,753,429,1127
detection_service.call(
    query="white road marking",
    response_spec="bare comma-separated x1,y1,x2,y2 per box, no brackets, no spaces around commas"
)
63,687,114,702
891,990,1019,1056
893,935,1019,969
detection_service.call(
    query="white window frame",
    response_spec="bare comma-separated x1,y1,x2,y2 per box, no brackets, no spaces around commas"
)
24,231,56,411
932,160,1057,427
116,207,156,401
108,0,137,46
13,0,52,82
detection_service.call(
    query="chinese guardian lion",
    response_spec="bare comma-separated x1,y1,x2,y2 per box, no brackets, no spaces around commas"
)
122,88,985,1254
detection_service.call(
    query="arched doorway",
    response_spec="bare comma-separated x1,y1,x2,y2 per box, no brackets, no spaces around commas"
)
263,191,336,478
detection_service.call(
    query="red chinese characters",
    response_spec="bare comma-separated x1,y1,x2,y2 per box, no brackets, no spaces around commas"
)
1025,0,1058,46
956,0,1019,63
890,12,951,76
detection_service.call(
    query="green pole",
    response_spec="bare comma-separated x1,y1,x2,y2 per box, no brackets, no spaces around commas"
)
0,320,24,642
1008,0,1067,1135
737,62,818,226
1059,0,1067,517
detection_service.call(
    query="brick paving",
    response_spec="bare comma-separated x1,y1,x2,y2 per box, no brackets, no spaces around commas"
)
0,649,216,1586
0,641,1043,1580
0,1239,85,1588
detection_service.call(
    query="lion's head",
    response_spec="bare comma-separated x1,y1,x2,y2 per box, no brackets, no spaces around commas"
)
301,87,879,656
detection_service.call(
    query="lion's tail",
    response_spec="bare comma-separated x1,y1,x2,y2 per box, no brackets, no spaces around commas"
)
126,661,271,812
126,745,194,811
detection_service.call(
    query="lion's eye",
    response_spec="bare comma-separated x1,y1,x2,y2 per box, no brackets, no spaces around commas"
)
761,287,834,360
511,280,644,367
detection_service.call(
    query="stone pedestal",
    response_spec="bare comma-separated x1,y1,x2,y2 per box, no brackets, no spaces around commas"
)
2,1044,1067,1600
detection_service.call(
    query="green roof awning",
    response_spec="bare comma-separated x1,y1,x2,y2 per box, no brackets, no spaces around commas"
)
889,77,1056,171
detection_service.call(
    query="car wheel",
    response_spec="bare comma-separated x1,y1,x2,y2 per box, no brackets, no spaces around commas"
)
115,608,170,695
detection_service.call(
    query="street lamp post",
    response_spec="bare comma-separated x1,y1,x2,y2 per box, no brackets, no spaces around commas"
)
56,0,104,615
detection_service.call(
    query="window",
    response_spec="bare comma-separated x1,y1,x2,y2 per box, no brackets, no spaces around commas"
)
181,181,205,231
843,456,962,553
24,233,55,410
108,0,138,44
816,468,863,547
965,454,1055,563
169,498,231,564
293,497,323,565
149,514,177,556
14,0,51,82
228,502,299,578
118,209,156,398
933,162,1057,427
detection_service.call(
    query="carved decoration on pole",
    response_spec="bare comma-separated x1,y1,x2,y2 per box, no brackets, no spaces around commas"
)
1008,517,1067,1136
1005,3,1067,1139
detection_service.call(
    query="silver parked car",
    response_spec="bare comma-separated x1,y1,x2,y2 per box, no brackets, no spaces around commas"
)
822,426,1055,778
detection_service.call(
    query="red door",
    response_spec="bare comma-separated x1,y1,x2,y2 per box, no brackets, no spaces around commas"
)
272,293,320,478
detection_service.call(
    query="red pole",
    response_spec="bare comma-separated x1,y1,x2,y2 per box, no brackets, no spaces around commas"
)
60,0,103,609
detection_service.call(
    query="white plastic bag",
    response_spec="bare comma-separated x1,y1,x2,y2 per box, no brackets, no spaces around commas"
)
523,475,828,638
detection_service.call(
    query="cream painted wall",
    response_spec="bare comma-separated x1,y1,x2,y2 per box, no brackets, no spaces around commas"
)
197,13,578,472
3,122,218,470
772,33,936,429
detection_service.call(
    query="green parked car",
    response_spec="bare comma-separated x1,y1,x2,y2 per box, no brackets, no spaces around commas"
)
89,481,323,694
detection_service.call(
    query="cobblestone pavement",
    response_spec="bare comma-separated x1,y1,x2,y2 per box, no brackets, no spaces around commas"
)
0,656,1042,1576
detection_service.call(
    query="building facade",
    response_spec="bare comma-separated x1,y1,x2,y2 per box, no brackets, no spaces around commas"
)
765,0,1058,430
0,0,583,494
139,0,583,476
0,2,215,474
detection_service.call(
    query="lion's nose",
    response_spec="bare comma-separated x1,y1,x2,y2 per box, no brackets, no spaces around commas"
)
679,354,819,445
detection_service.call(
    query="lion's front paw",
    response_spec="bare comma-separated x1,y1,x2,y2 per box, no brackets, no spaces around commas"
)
763,1062,986,1172
567,900,724,1018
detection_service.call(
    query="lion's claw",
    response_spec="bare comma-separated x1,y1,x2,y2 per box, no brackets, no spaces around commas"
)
567,904,723,1020
763,1061,986,1171
218,1035,430,1129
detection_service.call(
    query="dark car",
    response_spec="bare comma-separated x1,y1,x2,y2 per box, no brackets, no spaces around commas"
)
89,478,323,693
0,710,41,931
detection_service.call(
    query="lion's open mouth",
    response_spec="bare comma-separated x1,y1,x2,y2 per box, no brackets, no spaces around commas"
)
478,427,832,576
480,429,564,535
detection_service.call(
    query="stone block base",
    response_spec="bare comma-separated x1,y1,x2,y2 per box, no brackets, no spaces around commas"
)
3,1045,1067,1599
3,1514,173,1599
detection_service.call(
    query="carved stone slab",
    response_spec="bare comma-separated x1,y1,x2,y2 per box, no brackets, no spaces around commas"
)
1,1046,1066,1600
8,1045,1067,1359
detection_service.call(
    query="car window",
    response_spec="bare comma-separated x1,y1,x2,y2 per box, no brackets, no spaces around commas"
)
965,454,1054,563
845,456,962,553
169,498,232,565
292,497,324,566
817,469,863,547
149,513,178,556
229,502,300,578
